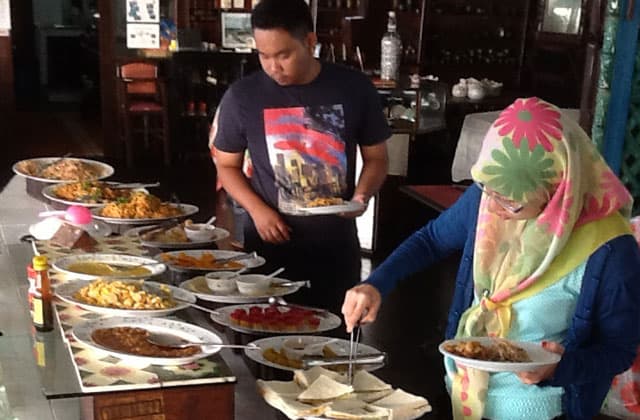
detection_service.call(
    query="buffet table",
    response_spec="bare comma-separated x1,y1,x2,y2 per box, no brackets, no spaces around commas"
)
0,173,449,419
0,175,269,420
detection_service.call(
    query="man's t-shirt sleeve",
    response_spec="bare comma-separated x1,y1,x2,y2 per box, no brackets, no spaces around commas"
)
213,87,247,153
357,77,391,147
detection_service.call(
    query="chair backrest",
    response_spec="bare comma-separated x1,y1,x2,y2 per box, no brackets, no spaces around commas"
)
119,62,158,95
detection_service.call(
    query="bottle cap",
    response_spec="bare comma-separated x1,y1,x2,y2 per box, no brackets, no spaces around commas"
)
32,255,49,271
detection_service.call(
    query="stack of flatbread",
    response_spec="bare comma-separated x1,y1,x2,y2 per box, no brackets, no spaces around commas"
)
257,366,432,420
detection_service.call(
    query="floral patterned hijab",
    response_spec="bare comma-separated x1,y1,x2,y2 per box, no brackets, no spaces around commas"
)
451,97,633,419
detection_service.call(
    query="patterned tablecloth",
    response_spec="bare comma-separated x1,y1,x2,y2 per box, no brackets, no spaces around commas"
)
33,236,236,394
54,301,235,393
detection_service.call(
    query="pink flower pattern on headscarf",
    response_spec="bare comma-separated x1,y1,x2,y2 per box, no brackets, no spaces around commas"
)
537,179,573,236
494,98,562,151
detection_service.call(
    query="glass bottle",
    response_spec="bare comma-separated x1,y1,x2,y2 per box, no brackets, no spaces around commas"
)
380,11,402,81
32,256,53,332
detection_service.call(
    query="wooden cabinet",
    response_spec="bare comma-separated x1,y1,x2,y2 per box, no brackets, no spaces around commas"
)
421,0,531,87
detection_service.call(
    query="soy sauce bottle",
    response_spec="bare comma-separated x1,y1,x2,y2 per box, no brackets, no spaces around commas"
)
32,256,53,332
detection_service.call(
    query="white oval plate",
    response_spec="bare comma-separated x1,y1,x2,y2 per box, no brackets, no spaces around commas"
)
52,253,166,280
72,316,222,366
245,335,383,372
158,249,265,272
298,200,364,215
91,203,199,225
209,303,341,335
12,157,114,183
438,337,562,373
42,182,148,208
125,225,230,249
179,276,300,304
55,279,195,316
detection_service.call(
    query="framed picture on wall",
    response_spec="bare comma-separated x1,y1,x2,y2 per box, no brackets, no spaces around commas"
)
221,12,255,49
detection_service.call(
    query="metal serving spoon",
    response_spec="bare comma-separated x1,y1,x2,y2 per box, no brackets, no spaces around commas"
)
145,332,260,350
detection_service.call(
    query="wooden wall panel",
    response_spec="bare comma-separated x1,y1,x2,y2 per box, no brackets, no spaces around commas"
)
0,35,15,111
98,0,118,159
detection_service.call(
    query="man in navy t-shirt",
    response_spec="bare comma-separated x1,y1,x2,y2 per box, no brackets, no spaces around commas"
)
213,0,390,315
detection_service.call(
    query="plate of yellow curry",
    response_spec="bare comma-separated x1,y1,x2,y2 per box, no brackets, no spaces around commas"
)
55,279,195,317
52,253,166,280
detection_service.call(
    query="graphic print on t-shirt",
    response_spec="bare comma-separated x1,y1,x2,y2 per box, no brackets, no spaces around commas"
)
264,105,347,214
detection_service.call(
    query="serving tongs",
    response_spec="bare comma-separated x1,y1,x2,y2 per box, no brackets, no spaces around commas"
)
138,220,183,237
348,324,362,384
301,351,387,370
214,251,258,265
113,181,160,189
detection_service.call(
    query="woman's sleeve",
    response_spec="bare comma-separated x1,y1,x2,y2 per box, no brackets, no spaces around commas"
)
548,234,640,386
366,185,480,297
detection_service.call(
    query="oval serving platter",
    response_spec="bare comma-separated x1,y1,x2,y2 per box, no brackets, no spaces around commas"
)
52,253,166,280
12,157,114,183
72,316,223,366
55,279,195,317
91,203,199,225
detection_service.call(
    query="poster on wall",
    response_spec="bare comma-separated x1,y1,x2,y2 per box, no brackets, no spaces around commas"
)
221,12,254,49
126,23,160,49
0,0,11,31
126,0,160,23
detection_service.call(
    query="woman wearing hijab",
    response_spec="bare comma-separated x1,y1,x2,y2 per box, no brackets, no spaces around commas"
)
341,97,640,420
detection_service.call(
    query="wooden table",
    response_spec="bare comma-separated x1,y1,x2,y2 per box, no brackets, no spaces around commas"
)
399,184,466,212
0,176,237,420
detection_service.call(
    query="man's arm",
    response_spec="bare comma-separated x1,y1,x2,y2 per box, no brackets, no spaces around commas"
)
346,141,389,217
215,150,291,243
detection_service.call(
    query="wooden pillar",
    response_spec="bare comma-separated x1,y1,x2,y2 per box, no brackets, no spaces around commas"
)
0,33,15,111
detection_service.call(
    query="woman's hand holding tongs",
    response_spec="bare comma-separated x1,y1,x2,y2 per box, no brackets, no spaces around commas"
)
341,283,382,333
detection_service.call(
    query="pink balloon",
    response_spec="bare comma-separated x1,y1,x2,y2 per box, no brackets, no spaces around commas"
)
65,205,92,225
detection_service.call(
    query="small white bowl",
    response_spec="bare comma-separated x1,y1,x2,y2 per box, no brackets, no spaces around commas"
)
281,336,323,361
184,223,216,242
205,271,238,294
235,274,272,296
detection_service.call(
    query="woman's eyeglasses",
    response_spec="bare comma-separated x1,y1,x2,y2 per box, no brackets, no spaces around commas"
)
475,182,524,214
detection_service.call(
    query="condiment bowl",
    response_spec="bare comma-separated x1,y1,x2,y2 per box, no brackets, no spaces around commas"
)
184,223,216,241
235,274,272,296
204,271,238,294
281,336,326,361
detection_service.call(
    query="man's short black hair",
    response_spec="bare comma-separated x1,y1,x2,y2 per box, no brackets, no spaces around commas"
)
251,0,314,41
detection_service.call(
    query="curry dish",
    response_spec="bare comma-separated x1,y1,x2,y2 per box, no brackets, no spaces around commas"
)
443,338,531,363
92,327,200,357
99,192,183,219
73,279,176,309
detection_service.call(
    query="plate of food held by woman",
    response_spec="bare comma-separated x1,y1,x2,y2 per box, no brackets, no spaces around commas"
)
438,337,561,373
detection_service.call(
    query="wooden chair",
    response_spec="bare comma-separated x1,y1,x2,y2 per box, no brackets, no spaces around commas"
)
117,62,170,167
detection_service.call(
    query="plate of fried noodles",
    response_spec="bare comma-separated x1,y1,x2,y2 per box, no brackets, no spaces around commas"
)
91,192,198,225
13,157,114,183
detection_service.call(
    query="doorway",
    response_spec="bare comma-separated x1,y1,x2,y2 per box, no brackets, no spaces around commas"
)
11,0,101,113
